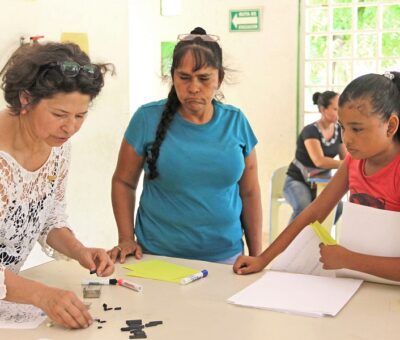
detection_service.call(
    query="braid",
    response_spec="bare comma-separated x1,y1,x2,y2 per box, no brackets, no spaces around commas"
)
146,87,180,179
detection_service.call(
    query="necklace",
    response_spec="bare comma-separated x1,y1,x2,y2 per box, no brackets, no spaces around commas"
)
313,122,339,147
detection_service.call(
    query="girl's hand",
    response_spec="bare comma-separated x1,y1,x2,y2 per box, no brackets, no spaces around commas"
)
76,247,114,276
35,286,92,329
233,255,266,275
107,238,143,263
319,244,351,269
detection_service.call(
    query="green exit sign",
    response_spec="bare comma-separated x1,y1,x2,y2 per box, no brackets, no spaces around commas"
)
230,9,261,32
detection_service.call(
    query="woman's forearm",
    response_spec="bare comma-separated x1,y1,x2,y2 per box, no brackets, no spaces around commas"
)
46,227,85,260
314,157,342,169
111,175,136,241
3,269,47,306
241,189,263,256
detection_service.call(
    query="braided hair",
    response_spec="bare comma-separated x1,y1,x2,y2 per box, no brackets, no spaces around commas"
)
146,27,225,179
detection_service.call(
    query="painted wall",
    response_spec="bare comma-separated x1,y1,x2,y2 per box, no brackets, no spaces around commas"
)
0,0,298,268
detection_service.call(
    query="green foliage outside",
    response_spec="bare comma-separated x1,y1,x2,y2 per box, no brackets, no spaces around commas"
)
304,2,400,115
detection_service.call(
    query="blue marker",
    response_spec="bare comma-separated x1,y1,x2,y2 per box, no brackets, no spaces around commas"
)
180,270,208,285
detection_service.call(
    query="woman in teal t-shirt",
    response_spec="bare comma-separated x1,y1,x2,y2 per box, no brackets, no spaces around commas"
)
109,27,262,264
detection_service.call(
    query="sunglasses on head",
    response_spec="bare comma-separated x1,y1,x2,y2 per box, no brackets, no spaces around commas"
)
54,61,100,79
177,34,220,42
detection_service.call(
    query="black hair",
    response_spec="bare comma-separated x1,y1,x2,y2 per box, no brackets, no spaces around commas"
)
339,72,400,141
146,27,225,180
1,42,114,114
312,90,338,110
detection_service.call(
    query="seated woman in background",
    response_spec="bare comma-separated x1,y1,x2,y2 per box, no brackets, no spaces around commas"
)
109,27,262,265
0,42,114,329
283,91,347,223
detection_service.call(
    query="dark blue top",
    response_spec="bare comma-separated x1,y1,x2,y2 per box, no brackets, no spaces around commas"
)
287,122,342,184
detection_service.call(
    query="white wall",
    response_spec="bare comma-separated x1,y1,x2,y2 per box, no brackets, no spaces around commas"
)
1,0,299,268
129,0,299,235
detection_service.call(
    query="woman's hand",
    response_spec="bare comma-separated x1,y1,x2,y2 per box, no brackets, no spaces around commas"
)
107,238,143,263
319,244,351,269
35,286,92,329
76,247,114,276
233,255,266,275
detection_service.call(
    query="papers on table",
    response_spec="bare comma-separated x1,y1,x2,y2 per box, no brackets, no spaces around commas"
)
229,202,400,317
336,202,400,285
0,301,47,329
228,271,362,317
123,259,199,283
271,202,400,284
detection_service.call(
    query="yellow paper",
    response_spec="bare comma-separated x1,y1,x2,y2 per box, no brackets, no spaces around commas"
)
311,221,337,245
123,260,199,283
60,32,89,54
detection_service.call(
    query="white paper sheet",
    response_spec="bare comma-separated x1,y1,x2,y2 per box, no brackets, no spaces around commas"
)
228,271,362,317
336,202,400,285
0,301,47,329
269,225,334,277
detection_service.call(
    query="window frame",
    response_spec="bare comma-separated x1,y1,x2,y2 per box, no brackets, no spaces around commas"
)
299,0,400,129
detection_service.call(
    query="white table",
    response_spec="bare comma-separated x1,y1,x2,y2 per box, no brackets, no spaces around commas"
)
2,254,400,340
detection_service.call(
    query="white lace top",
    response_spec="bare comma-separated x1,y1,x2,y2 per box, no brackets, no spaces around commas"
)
0,143,71,298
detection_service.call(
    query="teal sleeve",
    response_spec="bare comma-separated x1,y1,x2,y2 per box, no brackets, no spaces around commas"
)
239,110,258,157
124,107,147,157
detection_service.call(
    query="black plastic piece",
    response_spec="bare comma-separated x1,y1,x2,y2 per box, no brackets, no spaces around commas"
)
145,321,163,327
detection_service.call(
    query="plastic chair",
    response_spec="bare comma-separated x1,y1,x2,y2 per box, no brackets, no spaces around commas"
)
269,166,289,243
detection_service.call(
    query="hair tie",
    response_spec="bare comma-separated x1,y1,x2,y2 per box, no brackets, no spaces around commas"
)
383,71,395,81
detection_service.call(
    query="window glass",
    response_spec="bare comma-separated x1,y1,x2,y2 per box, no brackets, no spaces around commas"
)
332,35,352,58
331,61,352,86
306,35,328,59
306,8,329,32
382,33,400,57
383,5,400,29
307,0,328,5
357,34,377,58
303,1,400,121
333,7,352,31
354,60,377,77
357,6,377,30
305,61,328,86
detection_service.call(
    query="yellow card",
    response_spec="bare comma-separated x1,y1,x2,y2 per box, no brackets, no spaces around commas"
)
123,259,199,283
311,221,337,245
60,32,89,54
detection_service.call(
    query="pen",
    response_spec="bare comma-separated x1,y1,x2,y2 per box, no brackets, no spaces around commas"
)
81,278,118,285
180,270,208,285
117,279,143,292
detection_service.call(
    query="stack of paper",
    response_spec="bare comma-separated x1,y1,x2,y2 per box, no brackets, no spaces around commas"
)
123,259,199,283
228,271,362,317
228,202,400,317
336,202,400,285
270,202,400,285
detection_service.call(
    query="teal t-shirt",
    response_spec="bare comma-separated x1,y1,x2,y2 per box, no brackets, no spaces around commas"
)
124,99,258,261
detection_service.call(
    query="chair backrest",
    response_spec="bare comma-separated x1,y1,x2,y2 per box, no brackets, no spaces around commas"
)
270,166,288,200
268,165,289,243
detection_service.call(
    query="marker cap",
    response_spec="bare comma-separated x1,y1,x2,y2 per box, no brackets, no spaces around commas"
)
201,270,208,277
